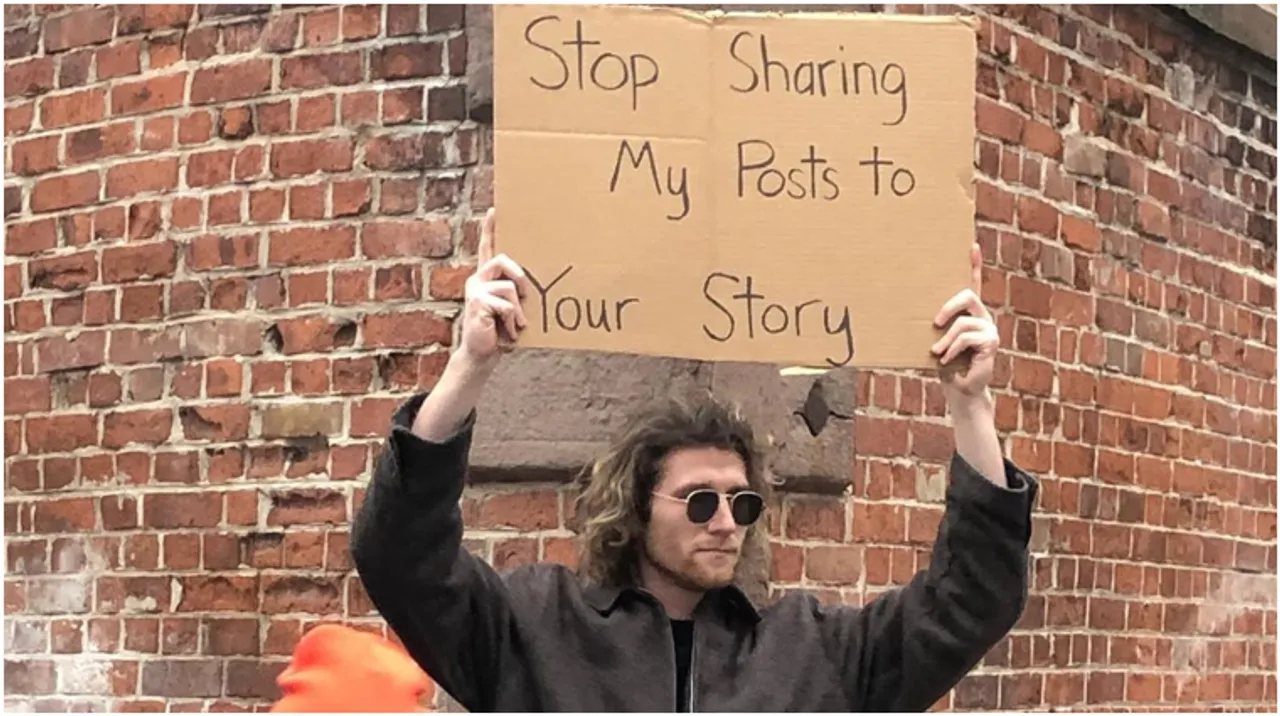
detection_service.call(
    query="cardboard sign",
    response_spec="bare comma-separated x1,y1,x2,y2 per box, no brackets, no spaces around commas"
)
493,4,977,369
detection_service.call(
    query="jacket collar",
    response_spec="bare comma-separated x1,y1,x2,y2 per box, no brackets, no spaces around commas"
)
583,582,762,625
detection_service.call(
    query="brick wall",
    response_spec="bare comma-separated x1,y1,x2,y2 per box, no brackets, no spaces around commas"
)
3,3,1275,713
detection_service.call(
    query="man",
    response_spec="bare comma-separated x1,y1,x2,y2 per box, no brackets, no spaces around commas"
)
351,210,1039,712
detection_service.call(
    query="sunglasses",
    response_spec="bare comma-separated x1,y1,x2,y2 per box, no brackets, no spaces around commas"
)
652,489,765,526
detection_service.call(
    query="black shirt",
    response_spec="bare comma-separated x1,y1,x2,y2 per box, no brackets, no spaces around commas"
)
671,619,694,711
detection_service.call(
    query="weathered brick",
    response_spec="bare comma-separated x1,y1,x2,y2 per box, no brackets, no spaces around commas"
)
31,172,99,213
190,59,273,104
281,51,362,89
260,403,343,439
44,7,115,53
269,138,355,178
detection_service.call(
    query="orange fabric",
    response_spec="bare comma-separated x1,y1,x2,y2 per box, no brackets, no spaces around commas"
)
271,624,435,713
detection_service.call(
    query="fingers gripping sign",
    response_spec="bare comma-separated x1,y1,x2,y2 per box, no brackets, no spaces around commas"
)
930,243,999,396
461,209,535,362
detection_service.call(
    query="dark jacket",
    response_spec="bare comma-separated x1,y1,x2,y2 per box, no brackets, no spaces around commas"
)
351,393,1039,712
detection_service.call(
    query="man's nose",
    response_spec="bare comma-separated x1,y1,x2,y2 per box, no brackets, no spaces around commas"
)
706,498,737,534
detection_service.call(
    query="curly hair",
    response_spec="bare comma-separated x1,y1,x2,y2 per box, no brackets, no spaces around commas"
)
570,392,775,599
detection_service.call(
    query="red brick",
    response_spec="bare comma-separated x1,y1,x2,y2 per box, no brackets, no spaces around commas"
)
44,7,115,52
5,376,51,414
102,243,178,283
5,219,56,255
269,138,355,178
35,331,108,373
474,491,558,531
111,73,186,116
140,115,175,150
187,234,259,272
39,88,106,129
267,226,356,267
364,133,445,171
178,111,214,145
1061,214,1102,251
58,53,93,89
5,659,56,695
35,498,96,532
31,171,99,213
340,91,378,126
103,409,172,449
362,310,452,349
5,100,35,136
29,251,98,291
180,405,251,442
428,264,473,300
383,87,425,125
281,51,363,89
976,182,1014,223
143,494,220,530
361,219,453,259
105,157,179,200
11,136,60,176
191,59,273,104
96,40,143,80
66,123,136,165
1018,195,1059,237
371,42,443,80
266,489,346,527
386,5,420,35
25,414,98,454
1136,200,1170,239
977,96,1024,143
181,318,263,359
784,499,845,541
6,57,55,97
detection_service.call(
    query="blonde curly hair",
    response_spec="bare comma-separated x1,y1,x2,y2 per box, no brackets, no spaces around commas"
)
569,393,775,600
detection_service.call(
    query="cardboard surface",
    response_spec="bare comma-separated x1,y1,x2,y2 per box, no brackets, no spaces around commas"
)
494,4,977,368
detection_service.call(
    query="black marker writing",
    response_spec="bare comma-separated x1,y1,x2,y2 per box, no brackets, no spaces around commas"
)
858,146,916,197
527,265,641,334
726,30,909,125
737,140,840,201
702,271,855,367
609,139,690,220
523,15,659,111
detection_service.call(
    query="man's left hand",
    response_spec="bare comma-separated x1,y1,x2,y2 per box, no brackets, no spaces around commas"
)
930,243,999,399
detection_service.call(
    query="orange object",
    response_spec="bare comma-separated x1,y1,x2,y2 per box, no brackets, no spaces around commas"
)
271,624,435,713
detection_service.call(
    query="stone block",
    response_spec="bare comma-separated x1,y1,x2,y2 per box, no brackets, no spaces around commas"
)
260,403,342,439
470,349,704,482
1062,134,1106,178
470,349,859,494
465,4,493,123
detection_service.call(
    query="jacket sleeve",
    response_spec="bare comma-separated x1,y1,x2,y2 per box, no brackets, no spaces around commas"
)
350,393,511,713
831,452,1038,712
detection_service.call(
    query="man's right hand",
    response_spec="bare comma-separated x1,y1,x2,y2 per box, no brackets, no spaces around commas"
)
412,208,533,442
456,208,534,370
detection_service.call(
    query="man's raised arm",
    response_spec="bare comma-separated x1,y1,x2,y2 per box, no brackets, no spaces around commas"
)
828,448,1036,711
350,210,534,710
828,245,1037,709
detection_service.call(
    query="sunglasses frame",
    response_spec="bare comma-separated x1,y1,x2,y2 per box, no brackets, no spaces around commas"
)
651,488,766,526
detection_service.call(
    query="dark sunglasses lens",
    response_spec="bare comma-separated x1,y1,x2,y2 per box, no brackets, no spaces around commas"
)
731,493,764,525
685,491,720,523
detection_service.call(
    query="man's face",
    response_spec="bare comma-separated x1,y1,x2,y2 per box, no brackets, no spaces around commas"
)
642,446,751,592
